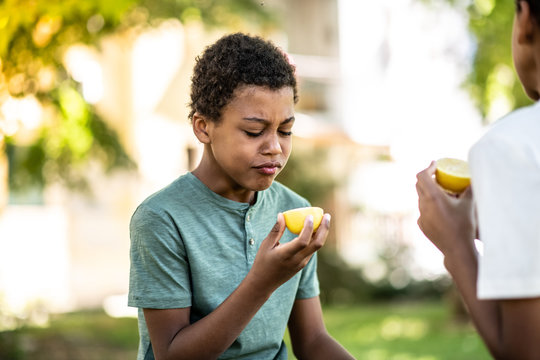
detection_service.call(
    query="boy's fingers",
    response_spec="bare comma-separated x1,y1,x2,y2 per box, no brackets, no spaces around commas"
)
417,161,437,181
310,214,330,249
315,213,331,234
460,185,473,199
294,213,330,257
280,215,315,256
298,215,314,242
416,161,437,195
262,213,286,249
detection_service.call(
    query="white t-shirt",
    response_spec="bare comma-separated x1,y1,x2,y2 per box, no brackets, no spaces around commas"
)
468,101,540,300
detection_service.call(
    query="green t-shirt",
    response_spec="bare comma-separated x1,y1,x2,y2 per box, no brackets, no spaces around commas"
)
128,172,320,360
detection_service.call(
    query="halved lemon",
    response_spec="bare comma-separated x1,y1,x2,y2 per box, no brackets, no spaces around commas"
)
283,207,324,235
435,158,471,194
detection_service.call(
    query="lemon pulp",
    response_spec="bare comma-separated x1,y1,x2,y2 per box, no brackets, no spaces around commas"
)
282,207,324,235
435,158,471,194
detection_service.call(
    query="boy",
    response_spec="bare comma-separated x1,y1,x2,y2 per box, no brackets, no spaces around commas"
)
128,33,354,359
416,1,540,359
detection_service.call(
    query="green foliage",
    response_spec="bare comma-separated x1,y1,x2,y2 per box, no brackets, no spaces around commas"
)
419,0,533,122
7,81,136,193
0,0,135,60
466,0,534,119
0,331,22,360
317,249,372,304
0,0,140,193
317,249,452,307
138,0,275,28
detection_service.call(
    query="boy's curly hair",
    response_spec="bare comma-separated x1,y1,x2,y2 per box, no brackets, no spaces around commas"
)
188,33,298,123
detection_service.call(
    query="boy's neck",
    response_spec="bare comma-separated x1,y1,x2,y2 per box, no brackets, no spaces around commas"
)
191,165,257,205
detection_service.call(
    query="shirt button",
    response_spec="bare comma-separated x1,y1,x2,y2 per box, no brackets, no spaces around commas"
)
247,215,251,221
249,238,255,246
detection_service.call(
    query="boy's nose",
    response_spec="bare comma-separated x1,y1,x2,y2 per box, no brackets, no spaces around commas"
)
262,134,282,155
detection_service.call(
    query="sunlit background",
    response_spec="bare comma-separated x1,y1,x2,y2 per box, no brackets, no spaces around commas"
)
0,0,525,358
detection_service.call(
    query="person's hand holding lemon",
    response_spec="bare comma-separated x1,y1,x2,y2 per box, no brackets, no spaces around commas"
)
416,160,477,256
248,207,330,294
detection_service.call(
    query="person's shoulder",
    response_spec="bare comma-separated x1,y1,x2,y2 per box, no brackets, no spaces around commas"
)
130,174,196,233
472,102,540,152
136,173,192,212
486,102,539,136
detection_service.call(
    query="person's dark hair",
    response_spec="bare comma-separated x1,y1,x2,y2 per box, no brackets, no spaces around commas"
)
516,0,540,24
188,33,298,123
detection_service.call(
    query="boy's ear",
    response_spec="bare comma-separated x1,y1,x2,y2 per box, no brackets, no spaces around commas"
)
192,112,211,144
516,1,536,44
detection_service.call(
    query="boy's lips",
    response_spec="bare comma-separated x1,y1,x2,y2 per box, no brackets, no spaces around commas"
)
254,162,282,175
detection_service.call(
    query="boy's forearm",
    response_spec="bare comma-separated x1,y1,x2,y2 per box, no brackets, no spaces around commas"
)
295,334,355,360
443,246,502,359
162,274,273,359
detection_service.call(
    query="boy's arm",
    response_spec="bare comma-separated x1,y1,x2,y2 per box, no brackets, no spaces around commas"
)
497,297,540,359
288,296,355,360
144,213,329,360
416,162,540,359
144,275,272,360
445,250,540,360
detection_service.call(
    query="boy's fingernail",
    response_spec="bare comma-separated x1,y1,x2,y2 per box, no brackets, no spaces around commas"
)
325,214,331,225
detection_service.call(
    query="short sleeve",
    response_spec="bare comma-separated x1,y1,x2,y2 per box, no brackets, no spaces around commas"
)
469,134,540,299
128,205,192,309
295,252,320,300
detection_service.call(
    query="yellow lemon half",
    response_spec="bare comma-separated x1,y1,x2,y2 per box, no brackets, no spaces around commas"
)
283,207,324,235
435,158,471,194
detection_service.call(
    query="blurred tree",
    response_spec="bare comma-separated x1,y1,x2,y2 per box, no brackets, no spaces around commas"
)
0,0,274,203
276,145,339,208
419,0,533,123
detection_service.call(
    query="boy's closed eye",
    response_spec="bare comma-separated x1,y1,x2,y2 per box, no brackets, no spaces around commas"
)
242,116,295,138
244,129,293,137
244,130,264,137
279,130,293,136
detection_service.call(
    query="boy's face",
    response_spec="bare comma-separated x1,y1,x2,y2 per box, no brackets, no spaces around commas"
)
204,85,295,197
512,2,540,100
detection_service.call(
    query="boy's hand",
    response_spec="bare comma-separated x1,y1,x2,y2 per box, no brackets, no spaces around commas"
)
416,161,477,257
249,212,330,293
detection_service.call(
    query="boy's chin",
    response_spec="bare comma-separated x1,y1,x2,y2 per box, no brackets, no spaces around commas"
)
253,184,273,192
251,179,275,192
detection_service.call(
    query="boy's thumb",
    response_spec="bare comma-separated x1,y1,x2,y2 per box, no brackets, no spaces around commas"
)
262,213,286,249
462,185,473,199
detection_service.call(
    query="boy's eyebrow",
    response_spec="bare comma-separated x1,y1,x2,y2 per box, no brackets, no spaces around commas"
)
242,116,295,124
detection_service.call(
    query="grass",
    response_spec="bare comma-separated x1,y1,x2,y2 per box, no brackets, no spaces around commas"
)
0,301,491,359
0,309,139,360
286,301,491,359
